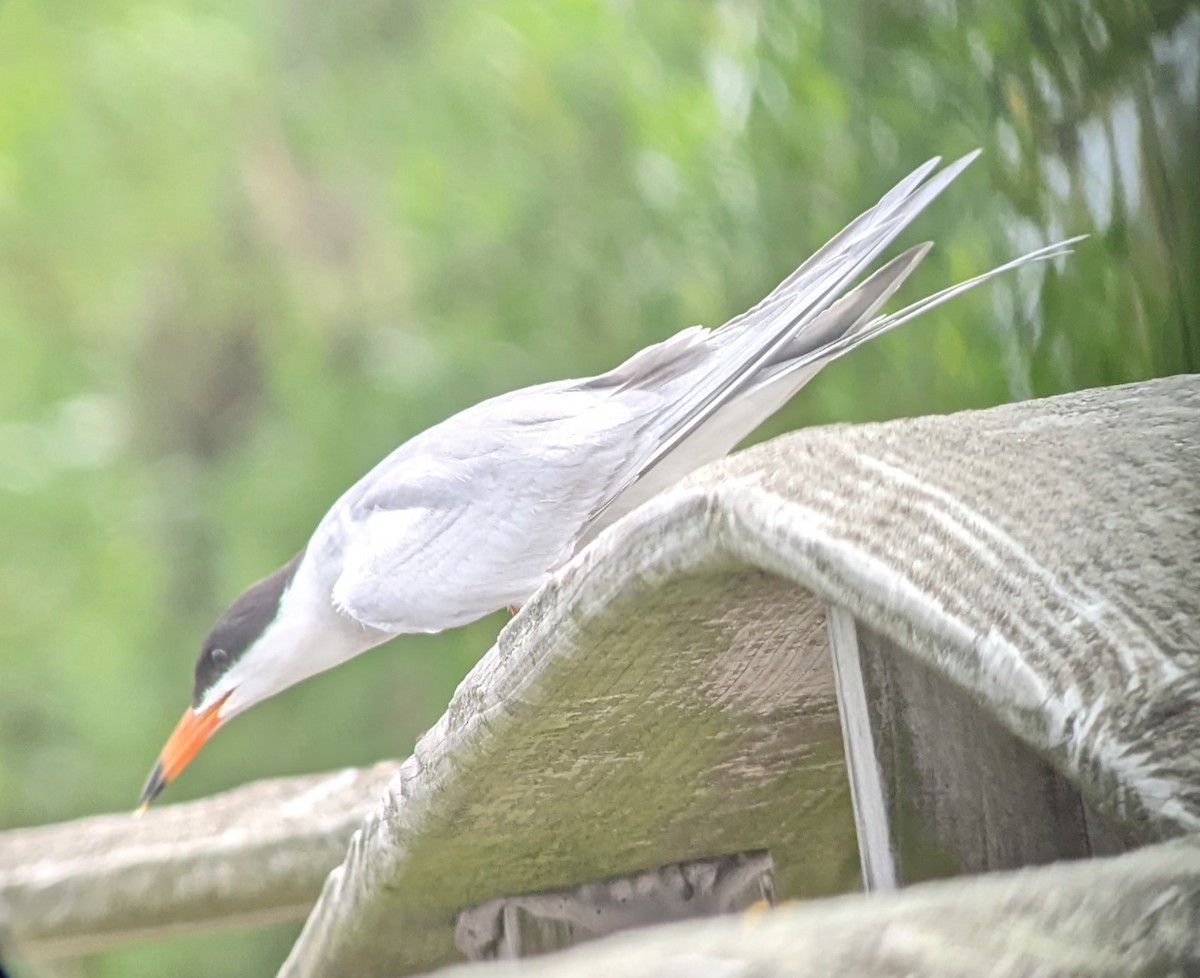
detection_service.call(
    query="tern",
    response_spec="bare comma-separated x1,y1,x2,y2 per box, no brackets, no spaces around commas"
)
137,152,1079,810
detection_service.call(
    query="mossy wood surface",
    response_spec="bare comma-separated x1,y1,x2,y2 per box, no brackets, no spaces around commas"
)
283,375,1200,978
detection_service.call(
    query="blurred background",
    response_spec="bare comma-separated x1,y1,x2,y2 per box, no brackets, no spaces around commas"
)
0,0,1196,974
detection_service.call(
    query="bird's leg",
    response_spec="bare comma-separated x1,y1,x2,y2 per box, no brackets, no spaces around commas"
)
508,604,522,616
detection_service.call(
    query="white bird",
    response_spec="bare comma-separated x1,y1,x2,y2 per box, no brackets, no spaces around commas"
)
138,152,1080,810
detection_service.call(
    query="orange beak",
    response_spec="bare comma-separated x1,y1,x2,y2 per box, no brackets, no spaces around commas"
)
135,692,231,815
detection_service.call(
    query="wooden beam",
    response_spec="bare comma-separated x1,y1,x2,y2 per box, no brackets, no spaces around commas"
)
433,840,1200,978
0,763,399,958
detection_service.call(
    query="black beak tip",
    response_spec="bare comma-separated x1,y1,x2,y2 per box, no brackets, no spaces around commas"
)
135,760,166,816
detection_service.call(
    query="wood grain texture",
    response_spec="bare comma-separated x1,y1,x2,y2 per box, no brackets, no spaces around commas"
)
709,374,1200,841
430,839,1200,978
0,763,400,957
827,607,896,890
284,570,856,976
283,375,1200,978
850,622,1131,884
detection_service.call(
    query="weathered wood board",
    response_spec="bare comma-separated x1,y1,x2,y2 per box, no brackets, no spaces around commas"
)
431,839,1200,978
282,567,860,975
835,619,1140,887
0,764,399,957
279,375,1200,978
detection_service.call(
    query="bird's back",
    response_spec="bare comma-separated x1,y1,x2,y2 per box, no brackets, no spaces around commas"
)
304,153,1079,638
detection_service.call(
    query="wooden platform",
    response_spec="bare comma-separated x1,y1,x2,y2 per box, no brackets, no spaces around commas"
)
282,375,1200,976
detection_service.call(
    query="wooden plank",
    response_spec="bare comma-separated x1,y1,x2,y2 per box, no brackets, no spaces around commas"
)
0,763,399,958
281,377,1200,978
830,609,1140,890
852,621,1101,881
281,568,860,976
432,839,1200,978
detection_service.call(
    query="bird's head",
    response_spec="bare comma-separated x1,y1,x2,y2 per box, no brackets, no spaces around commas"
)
136,552,307,813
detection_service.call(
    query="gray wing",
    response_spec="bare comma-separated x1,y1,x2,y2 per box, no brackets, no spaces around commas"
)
571,152,983,539
324,151,1082,634
575,243,933,543
325,384,658,633
575,156,1082,546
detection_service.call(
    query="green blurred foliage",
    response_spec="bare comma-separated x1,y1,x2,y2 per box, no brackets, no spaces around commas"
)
0,0,1195,974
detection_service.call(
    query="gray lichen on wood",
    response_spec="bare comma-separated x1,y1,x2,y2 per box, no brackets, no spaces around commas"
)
280,375,1200,978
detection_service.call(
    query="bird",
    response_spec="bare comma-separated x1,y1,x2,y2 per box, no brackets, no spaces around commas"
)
137,151,1080,811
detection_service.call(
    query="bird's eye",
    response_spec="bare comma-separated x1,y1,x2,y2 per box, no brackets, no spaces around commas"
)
210,647,228,668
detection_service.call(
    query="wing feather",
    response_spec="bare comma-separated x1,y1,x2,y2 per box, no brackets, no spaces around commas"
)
316,153,1082,637
328,386,653,631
